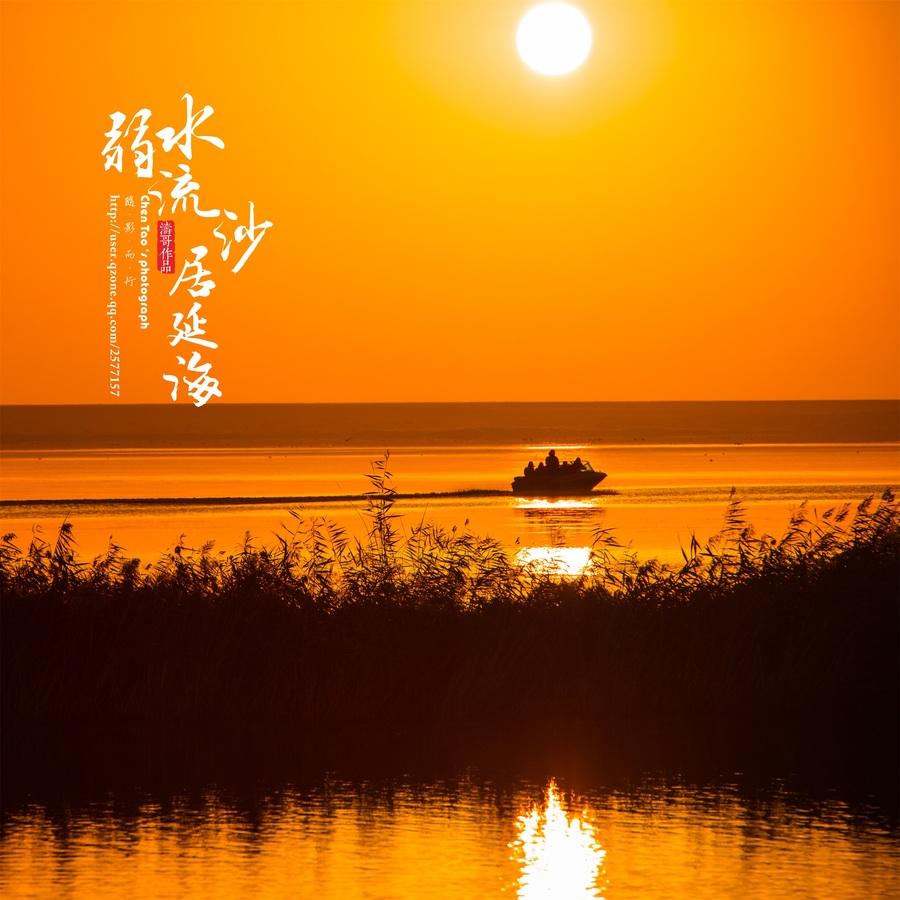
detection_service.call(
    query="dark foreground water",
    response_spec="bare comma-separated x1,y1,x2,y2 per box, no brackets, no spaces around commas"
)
2,728,898,899
3,775,898,898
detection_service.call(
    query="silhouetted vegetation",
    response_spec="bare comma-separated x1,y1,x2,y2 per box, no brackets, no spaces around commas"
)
2,457,897,737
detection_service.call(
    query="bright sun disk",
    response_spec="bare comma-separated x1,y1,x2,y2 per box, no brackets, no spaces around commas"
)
516,3,593,77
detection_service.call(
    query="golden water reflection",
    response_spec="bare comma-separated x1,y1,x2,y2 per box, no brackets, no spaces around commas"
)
511,780,606,898
516,546,592,575
515,499,598,511
4,776,899,897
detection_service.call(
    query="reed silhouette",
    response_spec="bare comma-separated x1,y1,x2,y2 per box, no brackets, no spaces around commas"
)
2,457,897,742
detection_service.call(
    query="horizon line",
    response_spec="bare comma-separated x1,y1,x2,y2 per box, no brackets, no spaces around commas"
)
1,398,899,408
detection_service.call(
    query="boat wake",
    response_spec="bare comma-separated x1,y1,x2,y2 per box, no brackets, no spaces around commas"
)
0,488,617,509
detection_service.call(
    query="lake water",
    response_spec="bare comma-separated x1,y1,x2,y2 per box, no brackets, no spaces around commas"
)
2,402,898,896
2,774,898,898
2,441,898,567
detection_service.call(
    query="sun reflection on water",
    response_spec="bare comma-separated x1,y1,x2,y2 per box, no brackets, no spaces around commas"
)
511,780,606,899
516,546,592,575
515,499,597,511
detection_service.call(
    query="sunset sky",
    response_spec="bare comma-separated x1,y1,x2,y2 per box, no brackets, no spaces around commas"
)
1,0,897,403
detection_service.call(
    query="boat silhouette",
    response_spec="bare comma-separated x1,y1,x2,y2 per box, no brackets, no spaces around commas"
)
512,453,607,495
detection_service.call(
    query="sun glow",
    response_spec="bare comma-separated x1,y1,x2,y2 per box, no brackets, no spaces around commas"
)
517,546,592,575
511,780,606,898
516,3,593,77
516,499,596,511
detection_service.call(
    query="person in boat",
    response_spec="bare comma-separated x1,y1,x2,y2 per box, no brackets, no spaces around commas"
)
524,460,535,476
537,461,545,473
573,456,584,471
546,449,560,471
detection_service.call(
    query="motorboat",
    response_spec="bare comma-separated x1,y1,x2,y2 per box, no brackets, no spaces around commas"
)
512,453,606,495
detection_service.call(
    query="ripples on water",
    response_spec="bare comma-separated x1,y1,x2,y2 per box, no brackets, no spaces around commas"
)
2,775,898,898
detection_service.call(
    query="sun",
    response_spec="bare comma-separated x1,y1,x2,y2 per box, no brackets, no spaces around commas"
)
516,3,593,77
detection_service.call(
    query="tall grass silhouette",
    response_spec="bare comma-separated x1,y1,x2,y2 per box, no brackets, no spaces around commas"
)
2,456,897,735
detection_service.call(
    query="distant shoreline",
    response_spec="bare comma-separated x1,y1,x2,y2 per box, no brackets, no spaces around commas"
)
2,400,898,450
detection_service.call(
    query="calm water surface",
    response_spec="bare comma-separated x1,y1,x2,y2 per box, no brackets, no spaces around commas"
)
2,776,898,898
2,443,898,566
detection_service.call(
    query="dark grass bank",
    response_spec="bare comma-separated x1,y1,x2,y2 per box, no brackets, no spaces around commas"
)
2,463,897,747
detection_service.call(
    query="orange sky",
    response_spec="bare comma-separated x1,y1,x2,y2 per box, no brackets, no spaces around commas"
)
1,0,897,404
